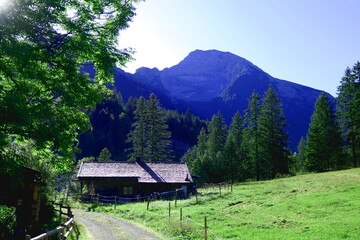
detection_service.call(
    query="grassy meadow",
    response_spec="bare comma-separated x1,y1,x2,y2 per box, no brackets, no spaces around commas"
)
70,168,360,239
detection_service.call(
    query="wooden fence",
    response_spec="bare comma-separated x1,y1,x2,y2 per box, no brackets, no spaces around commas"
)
25,201,74,240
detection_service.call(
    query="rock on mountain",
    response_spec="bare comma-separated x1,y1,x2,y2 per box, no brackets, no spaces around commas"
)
112,49,331,151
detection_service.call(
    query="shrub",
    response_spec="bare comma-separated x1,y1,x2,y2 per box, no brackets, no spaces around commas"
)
0,205,16,239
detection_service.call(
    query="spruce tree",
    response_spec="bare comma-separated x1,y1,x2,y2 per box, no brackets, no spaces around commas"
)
223,112,244,182
97,148,113,162
146,93,172,162
223,135,239,182
126,96,148,162
336,62,360,167
306,92,344,172
259,85,290,178
243,90,262,180
228,112,244,147
295,137,307,172
206,112,228,182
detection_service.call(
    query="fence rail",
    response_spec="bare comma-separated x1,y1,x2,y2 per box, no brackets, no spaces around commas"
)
79,187,186,204
25,202,74,240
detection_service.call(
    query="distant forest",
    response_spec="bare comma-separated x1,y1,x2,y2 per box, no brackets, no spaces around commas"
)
76,91,207,162
78,61,360,184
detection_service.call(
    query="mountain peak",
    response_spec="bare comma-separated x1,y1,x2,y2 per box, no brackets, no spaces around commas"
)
160,49,261,102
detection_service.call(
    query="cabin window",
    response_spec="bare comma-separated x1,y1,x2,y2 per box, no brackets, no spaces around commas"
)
123,186,133,195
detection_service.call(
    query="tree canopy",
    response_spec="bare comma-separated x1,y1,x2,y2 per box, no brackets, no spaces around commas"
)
336,62,360,167
0,0,138,170
126,94,173,162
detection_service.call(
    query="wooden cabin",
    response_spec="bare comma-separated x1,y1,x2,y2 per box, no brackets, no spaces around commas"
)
0,166,44,234
77,161,194,199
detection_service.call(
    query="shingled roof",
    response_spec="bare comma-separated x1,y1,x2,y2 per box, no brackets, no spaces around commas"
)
77,161,193,184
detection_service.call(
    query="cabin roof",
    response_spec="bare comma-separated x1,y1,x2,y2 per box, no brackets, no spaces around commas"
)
77,161,193,184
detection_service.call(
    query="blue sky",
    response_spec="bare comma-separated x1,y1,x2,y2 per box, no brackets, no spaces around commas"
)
118,0,360,97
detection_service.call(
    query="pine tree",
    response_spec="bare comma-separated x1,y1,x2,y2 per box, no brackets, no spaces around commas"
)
295,137,307,172
243,90,262,180
126,96,148,162
306,92,344,172
228,111,244,147
223,135,239,182
146,93,172,162
206,112,228,182
336,62,360,167
258,85,290,179
97,147,113,162
197,127,208,157
223,112,244,182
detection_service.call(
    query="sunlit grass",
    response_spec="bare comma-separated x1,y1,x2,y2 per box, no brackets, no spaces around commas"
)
70,169,360,239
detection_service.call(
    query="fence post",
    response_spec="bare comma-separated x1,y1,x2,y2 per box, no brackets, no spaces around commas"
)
231,181,233,192
175,192,178,208
180,208,183,228
196,191,198,203
204,216,207,240
219,183,222,196
67,206,73,218
114,196,117,210
59,203,63,219
168,202,171,218
147,197,150,210
97,194,100,204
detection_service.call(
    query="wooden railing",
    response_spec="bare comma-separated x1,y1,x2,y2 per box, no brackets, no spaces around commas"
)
25,201,74,240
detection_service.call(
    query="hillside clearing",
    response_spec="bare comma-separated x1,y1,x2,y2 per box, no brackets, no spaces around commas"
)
71,169,360,239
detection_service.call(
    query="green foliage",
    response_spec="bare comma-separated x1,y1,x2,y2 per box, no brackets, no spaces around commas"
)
205,112,228,182
77,93,205,162
223,112,245,182
77,90,132,161
127,94,173,162
186,87,291,183
97,147,113,162
242,90,262,180
336,61,360,167
146,93,172,162
0,206,16,239
258,84,290,179
295,137,307,172
306,92,345,172
0,0,137,170
127,96,148,161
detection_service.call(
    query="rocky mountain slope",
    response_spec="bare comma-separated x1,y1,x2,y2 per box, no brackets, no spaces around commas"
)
110,49,331,151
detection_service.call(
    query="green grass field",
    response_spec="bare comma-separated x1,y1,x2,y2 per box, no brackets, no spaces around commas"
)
71,168,360,239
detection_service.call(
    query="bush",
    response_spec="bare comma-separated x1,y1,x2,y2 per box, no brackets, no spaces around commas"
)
0,205,16,239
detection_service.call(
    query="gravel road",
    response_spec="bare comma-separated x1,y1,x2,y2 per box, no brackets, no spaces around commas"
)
73,209,162,240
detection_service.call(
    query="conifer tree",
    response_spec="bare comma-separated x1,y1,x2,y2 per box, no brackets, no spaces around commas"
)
223,135,239,182
206,112,228,182
197,127,208,157
97,147,113,162
126,94,172,162
146,93,172,162
336,62,360,167
126,96,148,162
295,137,307,172
181,128,209,181
243,90,262,180
306,92,344,172
223,112,244,182
207,112,227,159
258,85,290,178
228,112,244,147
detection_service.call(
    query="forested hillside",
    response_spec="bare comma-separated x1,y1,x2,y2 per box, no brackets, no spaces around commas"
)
76,91,207,161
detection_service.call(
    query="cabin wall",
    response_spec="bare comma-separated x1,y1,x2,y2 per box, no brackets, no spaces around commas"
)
81,178,193,199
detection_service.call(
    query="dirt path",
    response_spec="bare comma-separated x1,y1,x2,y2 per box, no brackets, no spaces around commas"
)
73,209,163,240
